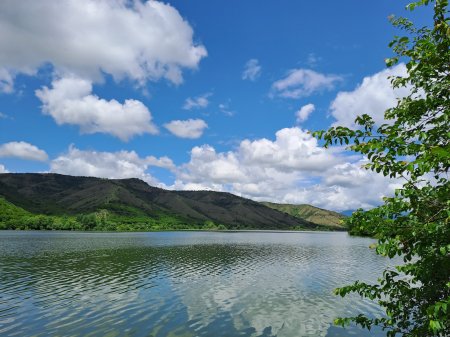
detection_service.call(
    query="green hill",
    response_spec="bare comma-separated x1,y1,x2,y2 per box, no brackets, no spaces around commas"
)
0,173,327,231
261,202,347,230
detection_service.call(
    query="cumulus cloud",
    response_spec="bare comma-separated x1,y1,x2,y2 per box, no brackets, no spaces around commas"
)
242,59,261,81
175,128,340,190
0,0,207,90
183,93,211,110
292,159,402,211
238,128,339,172
50,146,174,187
0,164,9,173
296,103,315,123
164,119,208,139
171,127,399,211
272,69,342,98
330,64,409,128
0,141,48,161
176,145,247,185
36,76,158,141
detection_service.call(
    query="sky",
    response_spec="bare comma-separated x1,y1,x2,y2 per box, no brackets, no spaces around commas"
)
0,0,431,211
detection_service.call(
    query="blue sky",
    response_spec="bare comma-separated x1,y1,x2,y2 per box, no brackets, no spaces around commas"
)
0,1,430,211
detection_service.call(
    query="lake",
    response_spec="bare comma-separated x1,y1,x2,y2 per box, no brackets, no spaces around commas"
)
0,231,390,337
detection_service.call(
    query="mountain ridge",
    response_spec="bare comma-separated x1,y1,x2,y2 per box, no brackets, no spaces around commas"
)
0,173,346,231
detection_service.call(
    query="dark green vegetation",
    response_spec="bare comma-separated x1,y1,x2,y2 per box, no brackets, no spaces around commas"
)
0,173,331,231
262,202,346,230
314,1,449,335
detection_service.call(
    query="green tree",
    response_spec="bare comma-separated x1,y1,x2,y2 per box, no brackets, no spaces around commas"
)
314,1,449,335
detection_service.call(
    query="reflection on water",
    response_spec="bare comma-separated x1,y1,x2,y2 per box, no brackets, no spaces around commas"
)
0,231,389,337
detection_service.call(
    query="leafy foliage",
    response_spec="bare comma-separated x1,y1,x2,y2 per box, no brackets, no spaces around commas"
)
314,1,449,335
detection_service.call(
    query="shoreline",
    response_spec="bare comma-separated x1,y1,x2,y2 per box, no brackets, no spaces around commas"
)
0,228,348,234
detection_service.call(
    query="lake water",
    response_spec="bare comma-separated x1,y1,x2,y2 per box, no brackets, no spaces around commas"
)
0,231,390,337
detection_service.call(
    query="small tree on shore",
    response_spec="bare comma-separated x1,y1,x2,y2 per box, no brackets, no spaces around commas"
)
314,0,449,335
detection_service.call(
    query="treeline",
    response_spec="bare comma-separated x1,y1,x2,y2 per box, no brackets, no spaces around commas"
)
0,197,228,231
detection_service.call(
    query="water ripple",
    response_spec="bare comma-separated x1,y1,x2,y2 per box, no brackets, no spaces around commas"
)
0,231,394,337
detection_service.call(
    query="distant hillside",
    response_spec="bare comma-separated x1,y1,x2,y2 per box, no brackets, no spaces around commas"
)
0,173,325,231
261,202,347,230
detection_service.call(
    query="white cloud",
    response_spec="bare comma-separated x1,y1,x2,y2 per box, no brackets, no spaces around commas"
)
175,128,338,192
36,76,158,141
0,164,9,173
50,146,174,187
306,53,321,67
0,68,14,93
296,103,315,123
272,69,342,98
218,103,235,117
238,128,339,172
0,141,48,161
183,93,211,110
0,0,207,90
171,127,398,211
0,112,7,119
330,64,409,128
164,119,208,139
242,59,261,81
293,159,402,211
176,145,247,185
